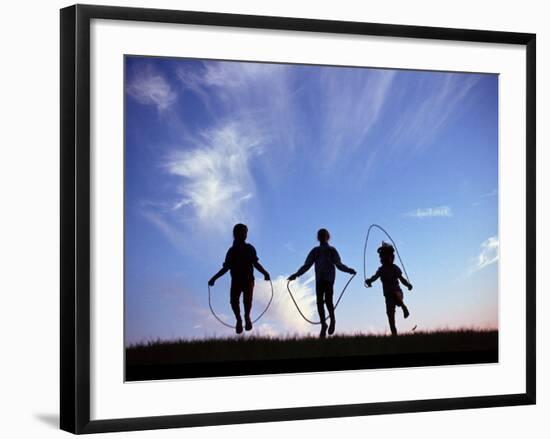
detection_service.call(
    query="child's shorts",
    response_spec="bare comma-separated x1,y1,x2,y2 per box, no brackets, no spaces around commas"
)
384,290,404,314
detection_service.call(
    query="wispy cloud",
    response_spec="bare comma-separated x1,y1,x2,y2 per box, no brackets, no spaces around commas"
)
406,206,453,218
141,210,187,250
178,60,300,174
179,62,480,179
141,62,284,254
475,236,499,271
198,61,286,90
468,236,499,275
189,275,317,338
317,68,397,166
126,64,177,111
473,189,498,207
165,123,262,232
252,275,317,336
388,73,481,151
177,61,292,119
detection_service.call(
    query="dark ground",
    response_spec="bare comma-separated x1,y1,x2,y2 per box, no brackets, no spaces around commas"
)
126,330,498,381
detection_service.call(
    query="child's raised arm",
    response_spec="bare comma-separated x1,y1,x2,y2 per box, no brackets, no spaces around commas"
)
288,248,316,281
399,274,413,291
364,270,380,288
208,266,229,286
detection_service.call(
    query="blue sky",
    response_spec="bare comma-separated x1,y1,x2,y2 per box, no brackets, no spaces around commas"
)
124,56,498,345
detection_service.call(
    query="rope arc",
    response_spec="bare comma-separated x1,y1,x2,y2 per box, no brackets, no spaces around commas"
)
363,224,410,284
207,279,274,329
286,273,356,325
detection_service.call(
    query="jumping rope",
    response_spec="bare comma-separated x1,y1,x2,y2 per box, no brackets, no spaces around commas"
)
285,223,410,326
363,223,410,284
286,273,356,325
207,280,274,329
363,223,417,332
208,224,410,329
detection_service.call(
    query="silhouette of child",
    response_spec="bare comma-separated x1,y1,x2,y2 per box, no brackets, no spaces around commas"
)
288,228,356,338
209,224,270,334
365,242,412,336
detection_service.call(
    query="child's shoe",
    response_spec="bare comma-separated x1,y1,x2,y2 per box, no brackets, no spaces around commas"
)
328,318,336,335
320,324,328,338
235,320,243,334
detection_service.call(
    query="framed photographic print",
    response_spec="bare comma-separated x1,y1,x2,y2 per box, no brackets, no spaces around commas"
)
60,4,536,434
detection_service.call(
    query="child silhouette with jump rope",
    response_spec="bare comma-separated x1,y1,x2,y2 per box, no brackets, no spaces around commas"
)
208,223,271,334
365,242,413,336
288,228,356,338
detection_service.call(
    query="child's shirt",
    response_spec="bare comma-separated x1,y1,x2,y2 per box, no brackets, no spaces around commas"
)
223,242,258,283
295,242,352,283
375,263,403,296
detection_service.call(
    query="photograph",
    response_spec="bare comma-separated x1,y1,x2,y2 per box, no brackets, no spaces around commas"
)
124,55,499,382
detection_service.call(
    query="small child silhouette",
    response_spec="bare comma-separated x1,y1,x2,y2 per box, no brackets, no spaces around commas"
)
288,228,356,338
209,224,270,334
365,242,413,336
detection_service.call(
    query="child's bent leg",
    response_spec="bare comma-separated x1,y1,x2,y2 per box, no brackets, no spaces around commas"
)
402,303,410,319
394,291,410,319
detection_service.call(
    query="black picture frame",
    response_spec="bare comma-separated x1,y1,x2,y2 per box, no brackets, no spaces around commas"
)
60,4,536,434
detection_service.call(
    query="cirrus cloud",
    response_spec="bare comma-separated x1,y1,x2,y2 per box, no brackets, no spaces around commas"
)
468,236,499,275
406,206,453,218
476,236,499,270
252,275,318,336
165,123,262,231
126,65,177,111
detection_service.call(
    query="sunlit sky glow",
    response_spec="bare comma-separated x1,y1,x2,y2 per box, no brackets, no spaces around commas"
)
124,56,498,345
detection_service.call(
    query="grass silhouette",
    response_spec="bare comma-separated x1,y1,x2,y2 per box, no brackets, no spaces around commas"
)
127,329,497,366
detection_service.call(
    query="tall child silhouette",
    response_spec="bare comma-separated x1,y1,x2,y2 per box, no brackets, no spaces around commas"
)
209,224,270,334
365,242,413,336
288,229,356,338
